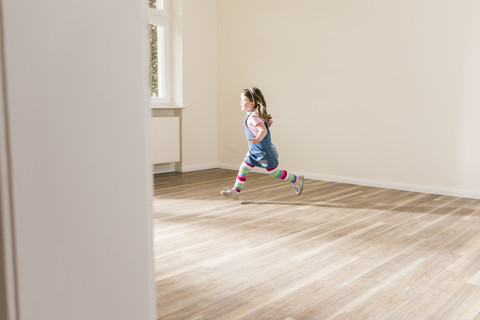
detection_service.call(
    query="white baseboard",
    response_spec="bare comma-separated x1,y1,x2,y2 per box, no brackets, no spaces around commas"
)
180,163,218,173
153,163,177,174
153,163,218,174
217,163,240,171
217,163,480,200
303,172,480,200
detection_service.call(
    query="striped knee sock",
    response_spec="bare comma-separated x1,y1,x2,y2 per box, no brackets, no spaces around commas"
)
234,161,254,192
267,166,297,183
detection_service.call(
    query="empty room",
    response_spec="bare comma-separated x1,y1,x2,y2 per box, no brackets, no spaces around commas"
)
2,0,480,320
153,0,480,319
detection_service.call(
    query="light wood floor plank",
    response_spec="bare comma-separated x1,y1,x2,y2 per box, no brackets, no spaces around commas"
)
154,169,480,320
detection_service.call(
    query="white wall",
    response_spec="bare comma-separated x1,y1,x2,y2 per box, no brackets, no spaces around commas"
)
218,0,480,198
1,0,156,319
180,0,218,171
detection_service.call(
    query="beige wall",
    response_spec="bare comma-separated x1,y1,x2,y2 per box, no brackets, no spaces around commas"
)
181,0,218,171
1,0,156,319
217,0,480,198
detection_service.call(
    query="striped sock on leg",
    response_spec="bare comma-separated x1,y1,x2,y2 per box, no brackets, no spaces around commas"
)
233,161,254,192
267,166,297,183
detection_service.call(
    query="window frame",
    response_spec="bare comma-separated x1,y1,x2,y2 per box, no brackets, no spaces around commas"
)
148,0,171,106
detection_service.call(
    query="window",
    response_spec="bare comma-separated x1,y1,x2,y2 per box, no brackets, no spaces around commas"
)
150,0,164,10
149,0,170,104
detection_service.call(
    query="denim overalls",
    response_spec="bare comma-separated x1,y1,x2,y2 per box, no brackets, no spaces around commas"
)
243,112,279,169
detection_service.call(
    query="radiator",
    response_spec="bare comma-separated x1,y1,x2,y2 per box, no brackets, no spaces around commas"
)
151,116,180,164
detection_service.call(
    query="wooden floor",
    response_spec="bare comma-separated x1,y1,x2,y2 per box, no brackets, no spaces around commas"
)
153,169,480,320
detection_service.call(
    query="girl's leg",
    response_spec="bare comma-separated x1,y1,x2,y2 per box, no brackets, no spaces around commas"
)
221,161,254,199
234,161,255,192
267,166,304,195
267,166,297,183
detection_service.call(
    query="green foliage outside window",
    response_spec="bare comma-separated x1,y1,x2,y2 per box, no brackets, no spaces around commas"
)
150,25,158,97
149,0,162,9
149,0,158,97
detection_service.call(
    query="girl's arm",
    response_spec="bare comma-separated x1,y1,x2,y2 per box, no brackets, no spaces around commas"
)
248,122,268,144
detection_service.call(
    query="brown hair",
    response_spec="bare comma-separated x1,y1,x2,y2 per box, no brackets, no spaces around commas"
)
243,87,272,122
